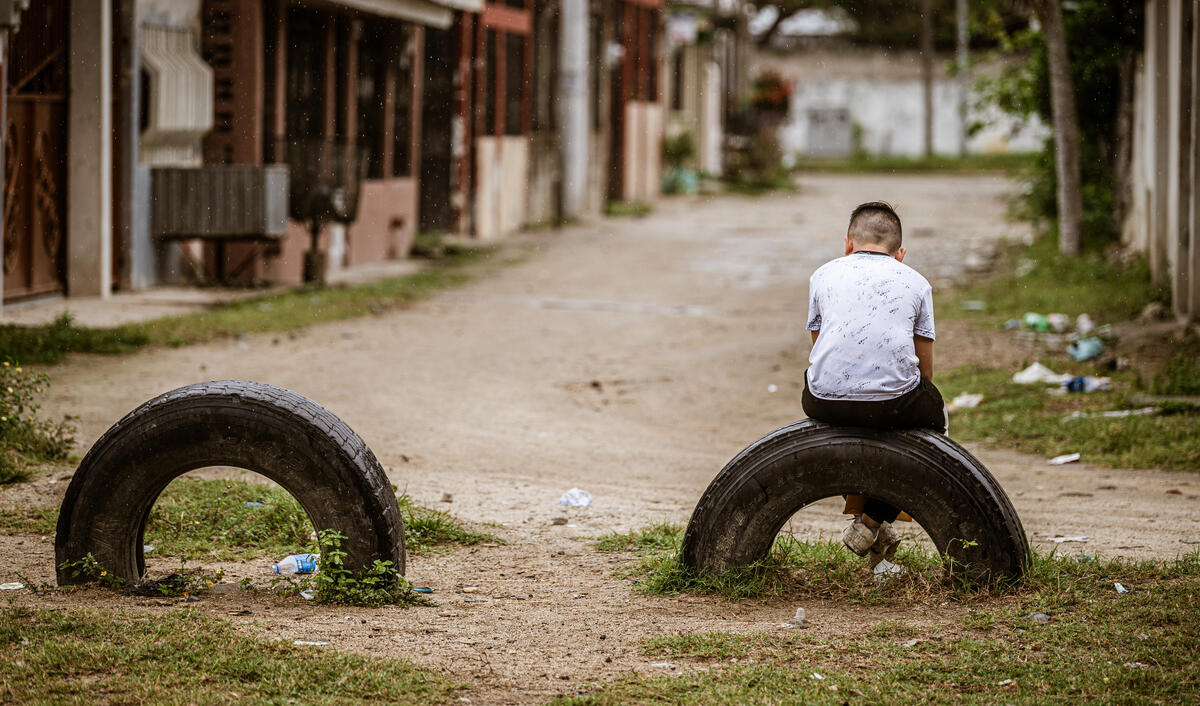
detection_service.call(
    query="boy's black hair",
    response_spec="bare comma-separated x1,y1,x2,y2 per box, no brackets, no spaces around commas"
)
848,201,903,253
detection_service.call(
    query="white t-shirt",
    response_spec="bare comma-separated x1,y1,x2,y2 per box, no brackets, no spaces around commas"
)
805,251,935,401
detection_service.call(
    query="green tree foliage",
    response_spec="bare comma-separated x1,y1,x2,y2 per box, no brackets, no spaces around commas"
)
974,0,1142,248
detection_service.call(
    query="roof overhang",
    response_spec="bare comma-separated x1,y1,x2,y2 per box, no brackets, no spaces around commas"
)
307,0,455,28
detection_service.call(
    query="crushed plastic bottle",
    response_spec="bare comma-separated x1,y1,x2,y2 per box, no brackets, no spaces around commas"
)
1022,312,1050,332
557,488,592,507
273,553,319,575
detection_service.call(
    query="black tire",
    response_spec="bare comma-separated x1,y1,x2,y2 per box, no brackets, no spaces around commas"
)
681,420,1029,584
55,381,405,585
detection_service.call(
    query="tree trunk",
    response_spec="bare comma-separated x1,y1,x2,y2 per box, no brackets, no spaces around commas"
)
921,0,935,158
1036,0,1084,255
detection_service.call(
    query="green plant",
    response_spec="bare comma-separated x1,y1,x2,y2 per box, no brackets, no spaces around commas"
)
973,0,1143,248
662,132,695,169
57,553,125,589
0,361,74,483
305,529,431,608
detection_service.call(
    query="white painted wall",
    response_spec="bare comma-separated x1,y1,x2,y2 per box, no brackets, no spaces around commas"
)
777,78,1047,160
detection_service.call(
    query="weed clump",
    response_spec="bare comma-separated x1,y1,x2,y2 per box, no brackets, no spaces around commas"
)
300,530,430,608
0,361,74,483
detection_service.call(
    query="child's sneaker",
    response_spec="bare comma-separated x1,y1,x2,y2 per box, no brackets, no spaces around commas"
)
841,517,879,557
866,521,901,570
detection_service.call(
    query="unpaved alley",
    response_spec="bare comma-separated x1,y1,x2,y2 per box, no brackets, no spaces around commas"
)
8,174,1199,703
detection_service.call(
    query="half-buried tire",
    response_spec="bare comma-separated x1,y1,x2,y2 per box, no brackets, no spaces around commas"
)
56,381,405,585
681,420,1029,584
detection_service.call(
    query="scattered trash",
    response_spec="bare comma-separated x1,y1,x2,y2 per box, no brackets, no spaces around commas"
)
1124,662,1146,669
462,586,480,594
1047,536,1088,543
1166,489,1183,495
273,553,319,575
1027,612,1051,624
1076,313,1096,334
1062,407,1158,421
1068,337,1105,362
413,586,434,594
1064,375,1111,393
245,501,264,507
1022,312,1050,332
650,662,676,669
767,384,778,393
997,679,1015,687
1046,313,1071,333
1013,363,1071,385
440,493,453,503
143,544,155,554
1003,318,1021,330
1139,301,1167,322
810,672,825,681
293,640,329,646
550,517,569,526
1048,453,1081,465
0,582,25,590
785,607,808,628
1114,582,1129,594
873,559,906,580
961,300,987,311
300,589,315,601
557,488,592,507
947,392,984,412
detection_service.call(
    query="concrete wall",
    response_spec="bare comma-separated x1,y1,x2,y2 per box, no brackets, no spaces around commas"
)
754,48,1046,160
1124,0,1199,323
622,101,663,202
474,136,530,240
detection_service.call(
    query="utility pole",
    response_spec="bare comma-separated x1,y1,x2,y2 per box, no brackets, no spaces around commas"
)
956,0,968,156
559,0,588,220
920,0,934,158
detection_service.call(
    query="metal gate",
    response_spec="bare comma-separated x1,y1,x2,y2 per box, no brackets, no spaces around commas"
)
3,0,69,301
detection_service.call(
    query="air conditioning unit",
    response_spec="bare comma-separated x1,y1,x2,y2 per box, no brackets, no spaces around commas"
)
151,165,288,240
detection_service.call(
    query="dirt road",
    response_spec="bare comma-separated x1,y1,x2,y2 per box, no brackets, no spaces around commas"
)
9,174,1199,703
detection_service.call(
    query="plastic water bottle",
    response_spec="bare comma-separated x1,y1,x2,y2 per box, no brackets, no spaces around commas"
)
273,553,319,575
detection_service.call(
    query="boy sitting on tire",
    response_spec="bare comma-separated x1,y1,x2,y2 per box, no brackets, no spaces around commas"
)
802,201,947,569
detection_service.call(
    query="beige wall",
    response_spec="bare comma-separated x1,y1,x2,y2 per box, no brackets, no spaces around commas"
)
622,102,663,202
474,136,530,240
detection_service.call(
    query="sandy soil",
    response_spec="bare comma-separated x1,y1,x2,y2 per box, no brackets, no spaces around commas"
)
3,174,1198,704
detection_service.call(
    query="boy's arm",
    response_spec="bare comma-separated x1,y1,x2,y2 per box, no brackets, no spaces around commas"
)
914,335,934,380
810,330,819,344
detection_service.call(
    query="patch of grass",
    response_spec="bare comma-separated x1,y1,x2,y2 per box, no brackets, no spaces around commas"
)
144,478,315,561
1151,342,1200,396
0,506,57,534
0,248,482,365
397,494,496,554
794,152,1038,174
938,235,1163,327
140,478,492,562
605,201,653,218
0,607,463,704
939,364,1200,471
565,554,1200,704
595,522,682,552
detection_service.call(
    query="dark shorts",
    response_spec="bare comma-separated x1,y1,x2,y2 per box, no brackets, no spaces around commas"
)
802,375,947,434
802,374,947,523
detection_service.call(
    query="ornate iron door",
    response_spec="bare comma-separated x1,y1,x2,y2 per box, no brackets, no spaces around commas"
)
3,0,68,300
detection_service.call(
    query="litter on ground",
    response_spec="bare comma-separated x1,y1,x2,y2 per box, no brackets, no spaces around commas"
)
947,392,984,412
557,488,593,507
1048,453,1082,465
1013,363,1071,385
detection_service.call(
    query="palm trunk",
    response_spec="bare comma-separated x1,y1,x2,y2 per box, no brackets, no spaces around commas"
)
1037,0,1084,255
